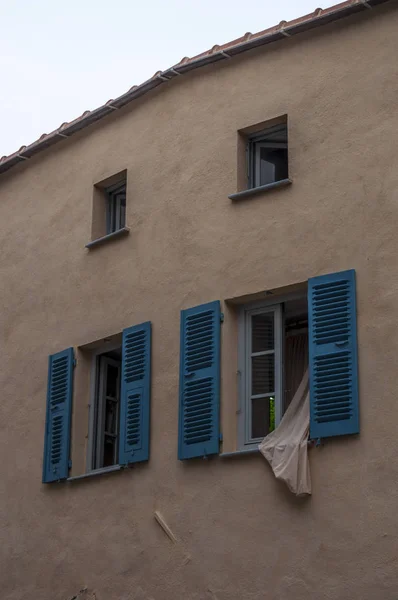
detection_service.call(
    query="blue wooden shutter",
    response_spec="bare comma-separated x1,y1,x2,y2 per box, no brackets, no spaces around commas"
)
178,301,221,460
42,348,74,483
119,322,151,465
308,269,359,439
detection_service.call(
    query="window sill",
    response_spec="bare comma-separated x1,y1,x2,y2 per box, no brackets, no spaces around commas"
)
228,178,292,201
85,227,130,249
67,464,122,481
220,447,260,458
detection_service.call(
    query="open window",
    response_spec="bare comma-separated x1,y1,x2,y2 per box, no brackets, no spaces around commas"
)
105,182,126,235
92,348,122,469
238,294,308,449
84,323,151,476
248,123,288,189
88,170,129,248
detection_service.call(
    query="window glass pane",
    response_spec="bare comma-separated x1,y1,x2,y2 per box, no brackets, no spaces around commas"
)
107,184,126,232
259,147,288,185
251,354,274,395
275,148,288,181
106,365,118,397
94,357,120,469
105,399,118,434
252,313,274,353
103,435,117,467
251,397,275,438
110,198,117,233
269,397,275,432
120,196,126,228
115,191,126,229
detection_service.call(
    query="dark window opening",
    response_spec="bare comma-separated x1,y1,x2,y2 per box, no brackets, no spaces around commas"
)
92,349,122,469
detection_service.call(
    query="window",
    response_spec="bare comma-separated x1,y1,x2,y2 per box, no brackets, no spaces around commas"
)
42,322,152,483
248,123,288,188
89,171,129,247
84,323,151,475
238,295,308,448
106,182,126,234
92,349,121,469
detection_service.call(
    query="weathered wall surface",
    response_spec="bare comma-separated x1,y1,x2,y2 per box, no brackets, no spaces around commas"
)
1,5,398,599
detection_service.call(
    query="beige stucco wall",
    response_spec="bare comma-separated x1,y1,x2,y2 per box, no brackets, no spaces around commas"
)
1,4,398,599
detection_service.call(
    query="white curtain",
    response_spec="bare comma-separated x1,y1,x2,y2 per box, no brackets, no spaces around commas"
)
284,332,308,409
259,339,311,496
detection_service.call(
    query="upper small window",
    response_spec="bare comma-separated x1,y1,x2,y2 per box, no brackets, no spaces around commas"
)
89,170,128,247
248,124,288,188
106,182,126,234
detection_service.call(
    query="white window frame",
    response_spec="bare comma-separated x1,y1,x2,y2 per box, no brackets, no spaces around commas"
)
237,292,308,450
86,341,122,472
238,302,283,448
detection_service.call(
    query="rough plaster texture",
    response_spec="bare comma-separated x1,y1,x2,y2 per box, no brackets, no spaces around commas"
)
1,5,398,599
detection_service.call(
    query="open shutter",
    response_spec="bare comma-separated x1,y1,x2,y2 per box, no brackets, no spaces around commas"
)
119,322,151,465
42,348,74,483
308,269,359,439
178,301,221,460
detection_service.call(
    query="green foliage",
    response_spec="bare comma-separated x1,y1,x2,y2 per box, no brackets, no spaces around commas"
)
269,397,275,432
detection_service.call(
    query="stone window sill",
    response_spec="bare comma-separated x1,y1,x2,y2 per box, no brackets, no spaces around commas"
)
228,178,292,201
85,227,130,249
67,464,122,481
220,447,260,458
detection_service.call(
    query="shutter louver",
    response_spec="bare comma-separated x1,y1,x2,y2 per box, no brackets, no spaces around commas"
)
308,270,359,439
178,301,221,460
42,348,74,483
119,322,151,465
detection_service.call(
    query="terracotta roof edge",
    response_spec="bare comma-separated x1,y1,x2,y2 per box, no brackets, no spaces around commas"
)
0,0,392,176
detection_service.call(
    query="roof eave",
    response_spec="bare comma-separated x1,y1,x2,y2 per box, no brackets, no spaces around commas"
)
0,0,392,177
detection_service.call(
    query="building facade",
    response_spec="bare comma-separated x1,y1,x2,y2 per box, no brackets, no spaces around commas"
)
1,1,398,598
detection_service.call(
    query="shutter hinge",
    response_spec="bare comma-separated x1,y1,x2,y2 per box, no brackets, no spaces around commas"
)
68,459,72,469
73,359,77,367
219,432,223,442
220,313,224,323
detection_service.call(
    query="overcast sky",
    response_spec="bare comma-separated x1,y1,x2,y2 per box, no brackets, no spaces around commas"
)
0,0,333,156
